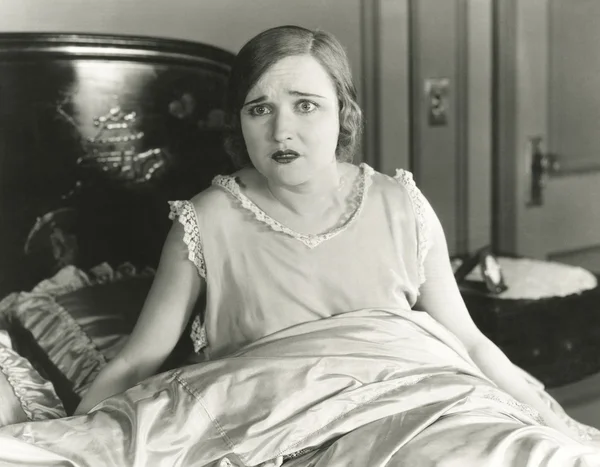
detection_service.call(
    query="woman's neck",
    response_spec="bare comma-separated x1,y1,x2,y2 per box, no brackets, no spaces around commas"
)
265,163,347,218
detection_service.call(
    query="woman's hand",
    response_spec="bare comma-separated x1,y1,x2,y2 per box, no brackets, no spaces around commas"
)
75,221,204,415
413,196,588,443
74,357,138,415
540,410,586,442
467,339,585,442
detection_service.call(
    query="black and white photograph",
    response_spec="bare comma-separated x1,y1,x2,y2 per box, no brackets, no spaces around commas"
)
1,1,600,465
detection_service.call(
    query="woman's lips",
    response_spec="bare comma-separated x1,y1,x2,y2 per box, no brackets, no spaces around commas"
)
271,150,300,164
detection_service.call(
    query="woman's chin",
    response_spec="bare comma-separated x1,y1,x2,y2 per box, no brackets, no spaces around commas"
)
264,159,309,184
254,157,336,188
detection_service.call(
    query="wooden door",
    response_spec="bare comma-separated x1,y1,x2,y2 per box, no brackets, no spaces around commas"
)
497,0,600,264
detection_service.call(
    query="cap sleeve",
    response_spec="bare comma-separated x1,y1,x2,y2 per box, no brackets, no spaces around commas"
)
393,169,431,286
168,200,206,279
168,200,208,355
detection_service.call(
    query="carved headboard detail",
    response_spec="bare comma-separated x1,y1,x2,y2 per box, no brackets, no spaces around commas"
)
0,33,236,295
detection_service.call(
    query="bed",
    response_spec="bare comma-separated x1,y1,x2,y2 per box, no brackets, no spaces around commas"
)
1,32,600,467
0,31,235,415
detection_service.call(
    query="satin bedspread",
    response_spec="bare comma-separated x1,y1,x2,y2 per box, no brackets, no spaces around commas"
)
1,308,599,467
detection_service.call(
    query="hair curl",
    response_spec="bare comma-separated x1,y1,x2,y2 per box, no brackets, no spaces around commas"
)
223,25,363,169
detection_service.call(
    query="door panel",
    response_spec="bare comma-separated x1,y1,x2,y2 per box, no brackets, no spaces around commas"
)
409,0,464,254
505,0,600,260
549,1,600,173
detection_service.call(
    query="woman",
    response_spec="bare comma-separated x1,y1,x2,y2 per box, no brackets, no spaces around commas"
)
2,25,599,467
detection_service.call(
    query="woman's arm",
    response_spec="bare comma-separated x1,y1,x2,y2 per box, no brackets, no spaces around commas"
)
414,200,578,438
74,221,204,414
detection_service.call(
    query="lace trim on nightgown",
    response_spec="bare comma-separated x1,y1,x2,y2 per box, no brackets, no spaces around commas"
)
393,169,431,285
168,200,208,354
212,163,374,248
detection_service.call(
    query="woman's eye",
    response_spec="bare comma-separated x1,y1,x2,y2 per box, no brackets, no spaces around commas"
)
297,101,317,113
249,105,270,116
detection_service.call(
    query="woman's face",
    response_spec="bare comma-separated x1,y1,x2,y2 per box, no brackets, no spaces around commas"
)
240,54,340,187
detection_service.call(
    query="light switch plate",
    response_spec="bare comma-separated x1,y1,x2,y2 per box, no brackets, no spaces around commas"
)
424,78,450,126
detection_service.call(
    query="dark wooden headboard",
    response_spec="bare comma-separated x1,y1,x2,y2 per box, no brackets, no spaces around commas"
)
0,33,236,295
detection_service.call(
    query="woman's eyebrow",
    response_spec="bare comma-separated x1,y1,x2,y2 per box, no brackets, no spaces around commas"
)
243,96,267,107
243,90,327,107
288,90,326,99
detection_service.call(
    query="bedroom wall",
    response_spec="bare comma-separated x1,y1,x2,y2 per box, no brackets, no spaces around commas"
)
0,0,361,53
0,0,365,120
408,0,492,253
0,0,492,255
0,0,377,170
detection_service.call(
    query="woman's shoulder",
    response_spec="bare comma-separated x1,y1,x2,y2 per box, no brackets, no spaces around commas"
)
366,166,433,229
183,172,243,215
367,165,419,199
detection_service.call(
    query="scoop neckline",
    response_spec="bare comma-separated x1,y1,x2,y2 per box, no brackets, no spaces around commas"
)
212,162,374,248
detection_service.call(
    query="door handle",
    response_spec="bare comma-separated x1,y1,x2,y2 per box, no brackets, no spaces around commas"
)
528,136,560,207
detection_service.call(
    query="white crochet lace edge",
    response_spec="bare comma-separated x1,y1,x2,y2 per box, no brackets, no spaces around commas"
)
393,169,431,286
169,165,375,355
212,163,374,249
167,200,208,354
168,201,207,279
190,314,208,354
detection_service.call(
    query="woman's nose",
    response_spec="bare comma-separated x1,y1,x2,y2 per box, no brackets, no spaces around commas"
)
271,110,294,142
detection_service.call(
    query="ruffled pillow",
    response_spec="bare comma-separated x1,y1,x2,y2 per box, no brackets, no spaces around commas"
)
0,329,65,427
0,263,155,414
